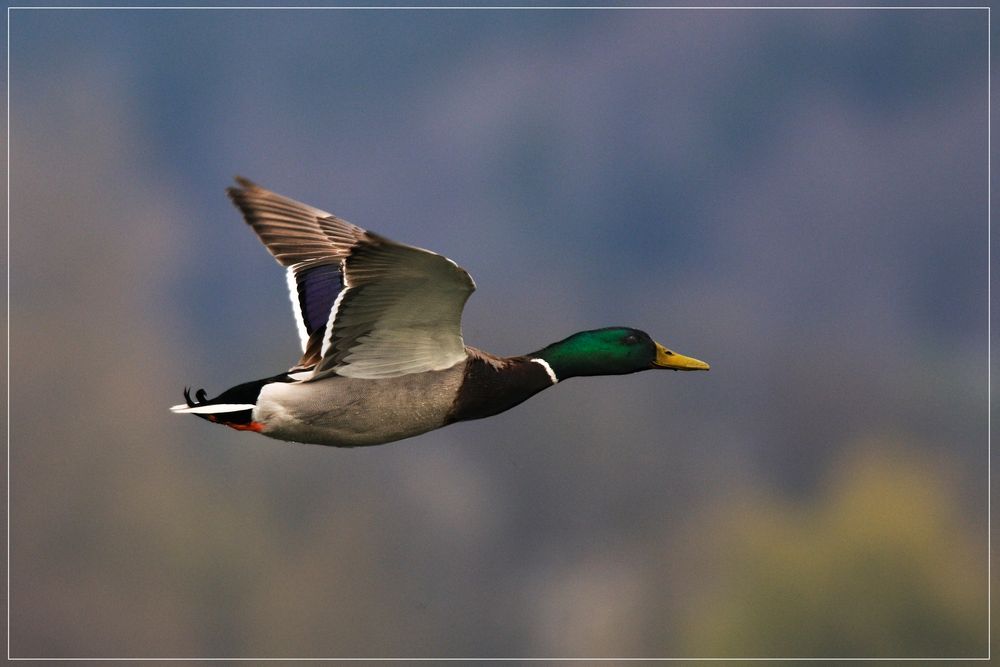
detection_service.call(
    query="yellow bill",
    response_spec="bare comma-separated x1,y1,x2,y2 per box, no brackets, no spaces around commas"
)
652,342,710,371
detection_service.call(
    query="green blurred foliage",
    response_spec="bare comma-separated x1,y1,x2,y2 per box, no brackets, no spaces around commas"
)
675,443,986,658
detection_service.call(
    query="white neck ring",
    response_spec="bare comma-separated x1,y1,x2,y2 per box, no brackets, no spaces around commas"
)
530,358,559,384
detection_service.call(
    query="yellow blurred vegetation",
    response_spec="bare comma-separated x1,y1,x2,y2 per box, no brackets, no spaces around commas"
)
676,442,987,657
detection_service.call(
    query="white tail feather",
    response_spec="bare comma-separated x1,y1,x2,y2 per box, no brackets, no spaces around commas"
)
170,403,255,414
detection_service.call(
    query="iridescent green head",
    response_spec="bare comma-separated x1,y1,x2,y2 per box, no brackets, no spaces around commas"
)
532,327,710,381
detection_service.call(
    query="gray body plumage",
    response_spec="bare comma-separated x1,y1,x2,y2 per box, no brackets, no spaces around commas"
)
253,361,467,447
251,350,556,447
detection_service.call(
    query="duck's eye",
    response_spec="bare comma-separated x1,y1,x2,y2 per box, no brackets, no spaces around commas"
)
623,334,639,345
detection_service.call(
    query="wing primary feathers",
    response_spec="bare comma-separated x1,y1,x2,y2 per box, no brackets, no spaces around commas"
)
226,178,475,379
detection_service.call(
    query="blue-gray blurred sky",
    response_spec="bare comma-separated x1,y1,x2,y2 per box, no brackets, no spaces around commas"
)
8,6,990,658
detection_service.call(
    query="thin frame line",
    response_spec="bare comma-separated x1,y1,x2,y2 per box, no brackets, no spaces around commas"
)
3,659,996,662
6,4,11,664
987,4,992,662
3,5,996,10
4,3,991,662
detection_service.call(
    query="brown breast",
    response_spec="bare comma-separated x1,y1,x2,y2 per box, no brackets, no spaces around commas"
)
446,348,556,424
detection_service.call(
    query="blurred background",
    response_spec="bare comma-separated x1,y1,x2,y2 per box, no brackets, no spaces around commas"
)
8,5,990,658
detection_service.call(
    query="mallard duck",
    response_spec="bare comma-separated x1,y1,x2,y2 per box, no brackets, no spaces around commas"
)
171,178,709,447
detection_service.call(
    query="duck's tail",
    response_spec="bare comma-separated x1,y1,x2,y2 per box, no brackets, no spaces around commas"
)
170,373,294,431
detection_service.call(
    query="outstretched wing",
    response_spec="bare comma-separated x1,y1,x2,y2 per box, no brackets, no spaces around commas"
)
227,178,475,378
228,177,365,369
314,232,476,379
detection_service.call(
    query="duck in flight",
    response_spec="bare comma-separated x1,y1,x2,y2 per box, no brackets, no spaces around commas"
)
171,178,710,447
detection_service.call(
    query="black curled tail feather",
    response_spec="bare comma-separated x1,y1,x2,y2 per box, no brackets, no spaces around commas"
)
182,387,203,408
